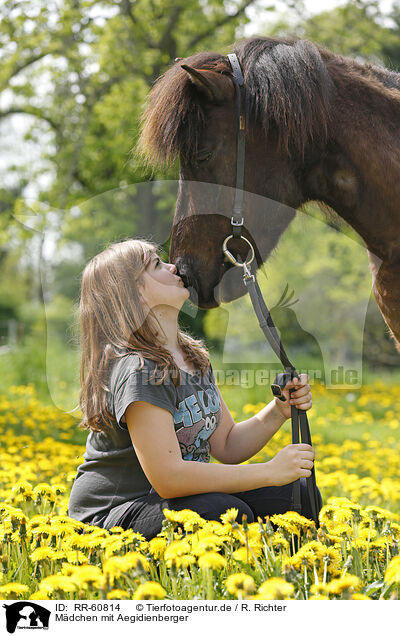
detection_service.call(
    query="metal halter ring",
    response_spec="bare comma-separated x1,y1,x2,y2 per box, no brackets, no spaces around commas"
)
222,235,255,268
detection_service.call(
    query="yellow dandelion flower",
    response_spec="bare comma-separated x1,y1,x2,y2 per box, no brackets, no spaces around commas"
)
200,520,227,536
198,552,226,570
88,534,110,549
232,546,259,565
183,516,207,532
2,507,27,525
176,555,196,568
29,591,51,601
191,535,224,556
66,550,89,565
163,509,201,525
385,555,400,585
270,533,290,551
53,515,84,531
310,583,330,596
61,564,78,576
107,589,131,599
164,540,192,567
104,537,124,559
65,565,106,588
52,484,66,496
0,583,30,598
325,522,352,538
389,523,400,540
39,575,77,594
326,575,362,595
30,547,65,562
365,506,399,522
27,515,51,530
220,508,239,525
225,573,255,597
351,593,370,600
270,511,314,535
33,483,54,496
164,539,191,556
256,577,295,600
246,523,264,541
148,537,167,559
334,508,356,524
328,497,361,511
308,594,330,600
133,582,167,600
30,524,54,539
12,481,33,494
121,529,147,546
103,553,149,585
64,533,98,550
358,525,377,541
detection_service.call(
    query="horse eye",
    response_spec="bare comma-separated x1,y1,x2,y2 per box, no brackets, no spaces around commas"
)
195,150,212,163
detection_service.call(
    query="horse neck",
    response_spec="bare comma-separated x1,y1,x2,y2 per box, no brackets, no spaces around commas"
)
304,60,400,261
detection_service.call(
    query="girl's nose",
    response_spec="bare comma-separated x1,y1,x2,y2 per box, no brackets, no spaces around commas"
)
168,262,177,274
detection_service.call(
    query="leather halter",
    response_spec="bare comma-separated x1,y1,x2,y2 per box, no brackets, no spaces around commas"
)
227,54,246,238
224,54,322,526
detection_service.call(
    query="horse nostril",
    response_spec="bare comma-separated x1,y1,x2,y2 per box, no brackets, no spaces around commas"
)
179,272,190,288
175,263,189,287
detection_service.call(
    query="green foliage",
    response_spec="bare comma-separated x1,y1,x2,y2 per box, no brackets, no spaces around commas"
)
303,0,400,65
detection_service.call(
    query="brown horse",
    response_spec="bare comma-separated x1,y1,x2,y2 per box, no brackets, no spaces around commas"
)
139,36,400,351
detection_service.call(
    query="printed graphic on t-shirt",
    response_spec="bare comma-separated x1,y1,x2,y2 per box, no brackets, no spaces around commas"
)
173,385,221,462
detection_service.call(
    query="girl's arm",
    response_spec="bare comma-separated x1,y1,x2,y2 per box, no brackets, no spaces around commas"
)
209,375,312,465
125,401,314,499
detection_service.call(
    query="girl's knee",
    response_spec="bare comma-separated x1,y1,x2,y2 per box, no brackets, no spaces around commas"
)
194,492,255,524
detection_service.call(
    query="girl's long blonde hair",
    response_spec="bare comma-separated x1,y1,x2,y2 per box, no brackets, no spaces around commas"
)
79,238,210,433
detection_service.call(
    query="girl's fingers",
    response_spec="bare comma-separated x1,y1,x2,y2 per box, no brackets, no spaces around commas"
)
290,394,311,403
286,375,309,391
284,375,312,408
292,384,311,397
290,395,312,408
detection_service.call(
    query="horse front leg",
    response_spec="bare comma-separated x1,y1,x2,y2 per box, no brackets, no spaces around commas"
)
368,250,400,354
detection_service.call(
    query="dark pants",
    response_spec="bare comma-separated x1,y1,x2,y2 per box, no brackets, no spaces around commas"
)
101,480,322,540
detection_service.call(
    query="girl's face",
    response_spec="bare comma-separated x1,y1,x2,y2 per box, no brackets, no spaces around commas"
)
139,252,190,310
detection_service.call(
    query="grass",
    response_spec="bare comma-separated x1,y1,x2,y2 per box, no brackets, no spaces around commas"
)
0,377,400,600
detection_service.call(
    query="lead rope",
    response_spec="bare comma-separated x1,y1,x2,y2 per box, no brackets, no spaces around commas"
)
245,260,320,524
244,259,320,525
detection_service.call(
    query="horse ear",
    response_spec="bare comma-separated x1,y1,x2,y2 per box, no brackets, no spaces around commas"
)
181,64,232,102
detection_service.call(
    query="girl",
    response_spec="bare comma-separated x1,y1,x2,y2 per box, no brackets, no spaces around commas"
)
68,238,317,539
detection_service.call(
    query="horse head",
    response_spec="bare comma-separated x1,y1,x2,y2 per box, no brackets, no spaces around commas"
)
139,37,335,308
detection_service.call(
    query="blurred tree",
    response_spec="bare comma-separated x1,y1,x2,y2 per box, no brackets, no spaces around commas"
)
302,0,400,69
0,0,259,347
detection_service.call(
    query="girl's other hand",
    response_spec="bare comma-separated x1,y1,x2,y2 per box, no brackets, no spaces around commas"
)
274,374,312,420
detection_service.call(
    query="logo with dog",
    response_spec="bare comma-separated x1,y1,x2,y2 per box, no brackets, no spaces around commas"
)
2,602,50,633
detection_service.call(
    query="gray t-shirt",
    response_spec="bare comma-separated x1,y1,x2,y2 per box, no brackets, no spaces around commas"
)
68,354,222,527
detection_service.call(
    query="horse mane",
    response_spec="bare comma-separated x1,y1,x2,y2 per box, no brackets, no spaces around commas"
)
138,36,400,166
